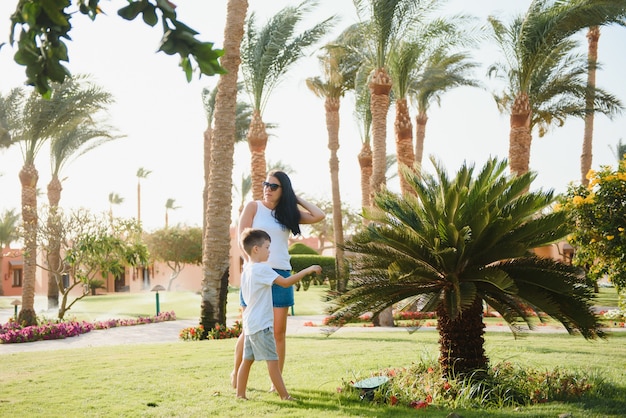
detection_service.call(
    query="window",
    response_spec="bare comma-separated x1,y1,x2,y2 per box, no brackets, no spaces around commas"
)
12,268,22,287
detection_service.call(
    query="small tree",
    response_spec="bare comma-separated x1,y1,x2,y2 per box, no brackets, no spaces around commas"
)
37,208,148,319
145,226,202,291
561,160,626,309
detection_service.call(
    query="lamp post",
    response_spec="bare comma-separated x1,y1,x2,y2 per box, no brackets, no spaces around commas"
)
151,285,165,316
11,299,21,320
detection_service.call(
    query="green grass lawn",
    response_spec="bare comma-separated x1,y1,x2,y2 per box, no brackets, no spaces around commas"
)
1,285,625,417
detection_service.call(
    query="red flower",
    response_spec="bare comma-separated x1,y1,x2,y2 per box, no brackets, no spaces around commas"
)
390,395,398,406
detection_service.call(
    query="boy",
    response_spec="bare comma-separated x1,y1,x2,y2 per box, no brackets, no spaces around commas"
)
236,228,322,401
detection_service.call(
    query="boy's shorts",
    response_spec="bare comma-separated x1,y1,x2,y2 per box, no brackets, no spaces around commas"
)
240,269,294,308
243,327,278,361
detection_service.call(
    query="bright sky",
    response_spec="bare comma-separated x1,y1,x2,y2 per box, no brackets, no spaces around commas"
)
1,1,625,233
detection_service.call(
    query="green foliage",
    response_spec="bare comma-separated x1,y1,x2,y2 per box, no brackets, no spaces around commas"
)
145,226,202,266
289,242,319,254
329,157,604,377
561,162,626,295
343,361,597,410
291,254,336,290
37,208,148,319
9,0,224,96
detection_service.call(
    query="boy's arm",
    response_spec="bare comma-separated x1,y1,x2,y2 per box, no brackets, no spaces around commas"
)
274,265,322,288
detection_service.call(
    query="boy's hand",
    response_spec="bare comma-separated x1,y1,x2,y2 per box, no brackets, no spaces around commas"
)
308,265,322,275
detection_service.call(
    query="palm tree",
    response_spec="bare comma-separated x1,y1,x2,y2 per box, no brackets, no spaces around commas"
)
136,167,152,225
487,1,626,177
108,192,124,222
241,0,334,200
201,0,249,332
329,157,603,378
46,76,118,309
354,81,373,210
0,209,20,296
164,198,180,228
306,41,358,292
201,82,253,231
411,49,479,169
2,79,104,326
580,26,600,186
352,0,430,202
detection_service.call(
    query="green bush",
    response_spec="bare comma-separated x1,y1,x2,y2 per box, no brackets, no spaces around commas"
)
288,242,319,254
290,254,336,290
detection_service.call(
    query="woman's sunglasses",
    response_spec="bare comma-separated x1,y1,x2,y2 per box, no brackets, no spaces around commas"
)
262,181,281,191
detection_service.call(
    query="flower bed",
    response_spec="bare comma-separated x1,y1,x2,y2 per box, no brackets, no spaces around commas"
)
0,311,177,344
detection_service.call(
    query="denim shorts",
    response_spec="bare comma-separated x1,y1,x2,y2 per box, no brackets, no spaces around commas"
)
243,327,278,361
240,269,294,308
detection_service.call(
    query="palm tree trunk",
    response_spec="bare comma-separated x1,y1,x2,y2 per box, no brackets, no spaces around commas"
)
248,109,269,201
46,176,63,310
358,142,373,211
325,97,347,292
17,164,38,326
200,0,248,334
368,68,391,203
581,26,600,186
394,97,415,195
436,298,487,378
414,110,428,170
202,124,212,234
508,92,532,176
369,67,393,327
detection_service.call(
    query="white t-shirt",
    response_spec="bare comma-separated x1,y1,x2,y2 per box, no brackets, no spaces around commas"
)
240,262,279,335
251,201,291,270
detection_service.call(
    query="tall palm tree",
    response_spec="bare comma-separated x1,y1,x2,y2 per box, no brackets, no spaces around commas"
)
0,209,20,296
200,0,249,332
108,192,124,222
329,157,603,378
136,167,152,225
580,26,600,186
241,0,334,200
164,198,180,228
306,41,358,293
352,0,431,202
2,79,103,326
487,0,626,177
46,76,118,309
411,49,479,169
354,81,373,210
201,82,252,231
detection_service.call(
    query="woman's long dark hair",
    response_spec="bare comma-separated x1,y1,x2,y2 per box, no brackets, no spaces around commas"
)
268,170,301,236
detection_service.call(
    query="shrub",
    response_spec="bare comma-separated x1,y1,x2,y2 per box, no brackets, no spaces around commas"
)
290,254,336,290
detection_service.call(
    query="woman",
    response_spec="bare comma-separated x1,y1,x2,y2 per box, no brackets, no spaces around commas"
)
232,170,325,388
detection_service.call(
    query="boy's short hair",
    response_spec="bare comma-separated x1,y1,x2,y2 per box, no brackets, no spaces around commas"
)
241,228,271,255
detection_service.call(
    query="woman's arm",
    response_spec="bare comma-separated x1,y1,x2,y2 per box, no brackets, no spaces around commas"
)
237,201,257,263
296,196,325,224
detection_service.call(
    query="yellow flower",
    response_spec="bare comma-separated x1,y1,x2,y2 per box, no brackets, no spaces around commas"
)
572,196,584,205
590,238,597,244
607,235,615,240
619,227,624,232
553,203,562,211
586,169,596,180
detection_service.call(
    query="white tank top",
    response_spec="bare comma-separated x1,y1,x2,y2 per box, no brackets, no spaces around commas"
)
251,201,291,270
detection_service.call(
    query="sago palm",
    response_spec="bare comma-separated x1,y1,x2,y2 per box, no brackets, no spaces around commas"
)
487,0,626,176
241,0,334,199
328,157,603,378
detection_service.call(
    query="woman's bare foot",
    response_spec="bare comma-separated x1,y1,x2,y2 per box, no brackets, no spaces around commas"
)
230,371,237,389
236,396,248,401
282,395,297,401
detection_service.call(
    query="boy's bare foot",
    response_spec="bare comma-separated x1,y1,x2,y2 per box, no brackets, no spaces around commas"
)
230,371,237,389
236,396,248,401
282,395,297,401
268,386,276,393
